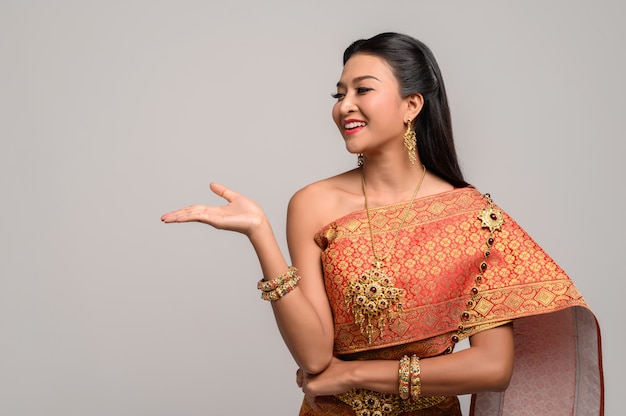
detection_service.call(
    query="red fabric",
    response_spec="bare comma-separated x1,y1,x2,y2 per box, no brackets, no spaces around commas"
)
300,188,603,415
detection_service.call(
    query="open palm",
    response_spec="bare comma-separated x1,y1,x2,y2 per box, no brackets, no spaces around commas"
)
161,183,266,236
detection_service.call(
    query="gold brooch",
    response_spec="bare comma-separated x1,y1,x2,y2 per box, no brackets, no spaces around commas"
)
478,193,504,233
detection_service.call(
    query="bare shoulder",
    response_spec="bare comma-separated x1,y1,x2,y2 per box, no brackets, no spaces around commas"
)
288,169,363,232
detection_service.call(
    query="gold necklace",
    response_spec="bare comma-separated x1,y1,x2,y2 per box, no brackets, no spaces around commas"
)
345,165,427,344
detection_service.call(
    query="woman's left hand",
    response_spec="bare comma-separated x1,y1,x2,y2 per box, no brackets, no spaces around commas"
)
296,357,353,411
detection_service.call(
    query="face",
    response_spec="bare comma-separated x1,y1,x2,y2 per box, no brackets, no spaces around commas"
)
332,53,414,157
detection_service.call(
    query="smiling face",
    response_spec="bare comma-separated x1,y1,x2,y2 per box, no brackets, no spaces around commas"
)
332,53,420,158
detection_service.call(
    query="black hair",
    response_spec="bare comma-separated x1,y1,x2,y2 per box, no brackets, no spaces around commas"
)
343,32,469,188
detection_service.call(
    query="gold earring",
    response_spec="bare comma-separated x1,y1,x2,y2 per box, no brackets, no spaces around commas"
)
403,119,417,165
357,154,364,167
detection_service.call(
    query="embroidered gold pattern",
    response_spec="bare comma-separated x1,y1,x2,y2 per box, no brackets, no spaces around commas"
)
315,188,588,354
451,193,504,346
336,389,447,416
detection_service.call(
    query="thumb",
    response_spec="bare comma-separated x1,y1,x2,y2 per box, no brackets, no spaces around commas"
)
209,182,236,202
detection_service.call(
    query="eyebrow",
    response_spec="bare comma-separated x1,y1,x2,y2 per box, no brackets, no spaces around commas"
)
336,75,381,88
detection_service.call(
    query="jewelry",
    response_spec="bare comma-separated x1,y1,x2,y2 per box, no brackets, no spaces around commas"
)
257,267,298,291
335,389,447,416
357,153,364,167
344,165,427,344
478,193,505,233
449,193,505,347
409,355,422,401
403,119,417,165
399,355,410,399
335,351,444,414
258,267,301,301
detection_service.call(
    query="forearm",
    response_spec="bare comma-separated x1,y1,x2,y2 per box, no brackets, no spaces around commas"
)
346,326,514,396
161,184,334,373
270,291,334,374
419,344,512,395
248,218,290,281
347,352,509,397
249,220,333,374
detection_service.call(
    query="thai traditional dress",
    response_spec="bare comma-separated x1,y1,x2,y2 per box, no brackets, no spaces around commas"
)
298,187,603,416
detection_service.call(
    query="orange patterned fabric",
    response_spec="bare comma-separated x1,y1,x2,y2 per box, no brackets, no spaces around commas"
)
299,188,603,416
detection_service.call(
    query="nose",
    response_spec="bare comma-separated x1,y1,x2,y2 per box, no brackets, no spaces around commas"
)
338,93,357,116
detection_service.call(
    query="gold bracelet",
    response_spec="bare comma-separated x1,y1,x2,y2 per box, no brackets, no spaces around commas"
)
257,266,298,292
410,355,422,401
398,355,410,400
260,274,301,301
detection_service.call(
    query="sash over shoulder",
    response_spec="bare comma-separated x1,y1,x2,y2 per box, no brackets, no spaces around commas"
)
310,187,603,415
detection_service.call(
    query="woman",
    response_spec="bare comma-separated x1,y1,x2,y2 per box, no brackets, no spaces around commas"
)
162,33,603,415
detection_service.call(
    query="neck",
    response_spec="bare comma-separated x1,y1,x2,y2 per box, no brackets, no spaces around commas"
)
361,155,425,197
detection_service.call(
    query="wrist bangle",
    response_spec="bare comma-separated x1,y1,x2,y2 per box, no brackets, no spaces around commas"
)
258,267,301,301
260,274,300,301
410,355,422,401
398,355,410,400
257,266,298,292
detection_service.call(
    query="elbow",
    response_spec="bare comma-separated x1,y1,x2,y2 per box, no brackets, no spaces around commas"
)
486,362,513,392
470,323,515,393
490,372,512,392
294,337,335,375
299,355,332,375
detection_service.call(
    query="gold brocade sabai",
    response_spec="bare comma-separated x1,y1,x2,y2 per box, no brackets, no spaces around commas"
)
298,187,603,416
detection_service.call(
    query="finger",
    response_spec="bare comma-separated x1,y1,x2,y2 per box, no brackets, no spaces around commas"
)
296,369,303,388
161,209,188,223
304,392,321,412
161,205,211,223
161,206,194,223
209,182,237,203
301,379,321,412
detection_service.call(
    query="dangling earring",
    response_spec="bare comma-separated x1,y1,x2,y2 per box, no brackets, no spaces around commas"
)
403,119,417,165
357,154,364,167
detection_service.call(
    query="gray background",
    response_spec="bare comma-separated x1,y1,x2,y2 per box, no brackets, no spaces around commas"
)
1,1,622,415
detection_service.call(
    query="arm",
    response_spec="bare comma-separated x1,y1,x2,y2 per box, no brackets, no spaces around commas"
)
274,186,335,373
298,324,514,410
161,182,335,374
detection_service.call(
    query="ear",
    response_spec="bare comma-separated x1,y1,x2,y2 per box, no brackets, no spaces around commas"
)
404,93,424,123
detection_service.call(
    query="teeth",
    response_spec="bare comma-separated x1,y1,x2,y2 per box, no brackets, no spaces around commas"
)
345,121,366,129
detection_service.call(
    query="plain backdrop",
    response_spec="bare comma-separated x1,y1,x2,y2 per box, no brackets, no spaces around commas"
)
1,1,623,415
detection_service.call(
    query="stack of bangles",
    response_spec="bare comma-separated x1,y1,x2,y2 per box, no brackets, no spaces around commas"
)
257,266,301,301
399,354,422,401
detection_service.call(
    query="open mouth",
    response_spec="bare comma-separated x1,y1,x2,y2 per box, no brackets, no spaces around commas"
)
344,121,367,133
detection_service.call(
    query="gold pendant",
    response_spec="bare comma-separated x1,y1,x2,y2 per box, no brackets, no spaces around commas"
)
345,260,405,344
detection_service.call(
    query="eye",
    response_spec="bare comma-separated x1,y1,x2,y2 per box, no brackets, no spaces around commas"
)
357,87,373,94
331,92,345,100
